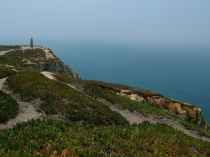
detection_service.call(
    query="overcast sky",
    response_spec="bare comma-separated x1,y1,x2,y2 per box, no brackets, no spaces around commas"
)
1,0,210,46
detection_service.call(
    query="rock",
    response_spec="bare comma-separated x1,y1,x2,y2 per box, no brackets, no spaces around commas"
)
203,121,209,131
118,89,144,102
180,106,197,120
147,96,167,108
168,102,186,115
175,103,187,115
116,87,202,121
60,148,75,157
50,150,59,157
129,94,144,102
121,89,132,94
17,48,76,79
40,143,52,156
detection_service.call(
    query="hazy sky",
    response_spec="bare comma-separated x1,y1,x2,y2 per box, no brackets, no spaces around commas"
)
1,0,210,46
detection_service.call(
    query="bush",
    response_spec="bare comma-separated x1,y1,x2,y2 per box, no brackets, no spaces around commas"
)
0,45,20,51
83,82,171,117
0,120,210,157
0,91,19,123
0,66,16,79
7,71,128,125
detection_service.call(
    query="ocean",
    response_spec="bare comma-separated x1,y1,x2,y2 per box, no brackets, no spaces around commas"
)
45,41,210,122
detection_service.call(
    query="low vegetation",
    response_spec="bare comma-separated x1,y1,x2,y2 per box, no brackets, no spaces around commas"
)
181,119,210,137
0,51,23,68
0,91,19,123
0,48,75,78
83,82,173,117
6,71,127,125
83,81,210,134
0,120,210,157
0,66,16,79
0,45,20,51
53,73,75,84
1,45,210,157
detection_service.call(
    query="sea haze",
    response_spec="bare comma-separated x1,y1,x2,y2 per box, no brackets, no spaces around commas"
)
46,41,210,122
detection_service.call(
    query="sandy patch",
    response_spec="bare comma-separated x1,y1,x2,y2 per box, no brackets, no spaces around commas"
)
0,98,42,130
41,71,57,80
44,49,55,60
0,49,14,56
0,78,7,90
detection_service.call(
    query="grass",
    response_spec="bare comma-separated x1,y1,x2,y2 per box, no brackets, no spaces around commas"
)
0,45,20,51
1,45,210,157
53,73,75,84
83,81,210,138
181,119,210,137
0,51,23,68
0,120,210,157
0,48,74,78
83,82,173,118
0,66,16,79
0,91,19,123
0,48,46,67
6,71,127,125
0,49,50,70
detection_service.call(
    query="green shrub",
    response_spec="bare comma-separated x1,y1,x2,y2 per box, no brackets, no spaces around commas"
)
0,120,210,157
0,91,19,123
0,66,16,79
7,71,128,125
0,45,20,51
83,82,171,117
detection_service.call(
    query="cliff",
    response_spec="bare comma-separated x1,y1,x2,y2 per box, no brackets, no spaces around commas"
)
82,80,205,123
0,45,210,157
0,46,76,76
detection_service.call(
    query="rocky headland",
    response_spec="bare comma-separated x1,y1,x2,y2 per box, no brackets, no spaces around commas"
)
0,45,210,157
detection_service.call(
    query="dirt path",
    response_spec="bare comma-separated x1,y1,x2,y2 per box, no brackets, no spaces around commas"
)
0,72,78,130
100,98,210,142
0,77,7,90
161,119,210,142
0,100,42,129
0,77,43,130
110,105,158,124
1,76,210,142
0,46,43,56
41,71,57,80
41,71,79,91
0,49,15,56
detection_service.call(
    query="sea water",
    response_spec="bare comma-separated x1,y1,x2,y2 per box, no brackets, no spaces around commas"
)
46,41,210,122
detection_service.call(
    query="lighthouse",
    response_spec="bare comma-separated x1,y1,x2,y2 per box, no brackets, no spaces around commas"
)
30,37,34,48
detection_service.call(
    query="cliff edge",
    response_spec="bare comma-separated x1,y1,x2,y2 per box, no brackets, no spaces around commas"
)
0,45,210,157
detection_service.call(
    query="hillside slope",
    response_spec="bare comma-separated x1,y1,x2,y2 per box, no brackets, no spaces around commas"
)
0,45,210,157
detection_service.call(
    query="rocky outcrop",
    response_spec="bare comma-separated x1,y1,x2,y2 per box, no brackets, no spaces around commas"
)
84,81,203,122
24,48,74,75
117,89,144,102
116,88,202,121
38,144,77,157
3,47,79,80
